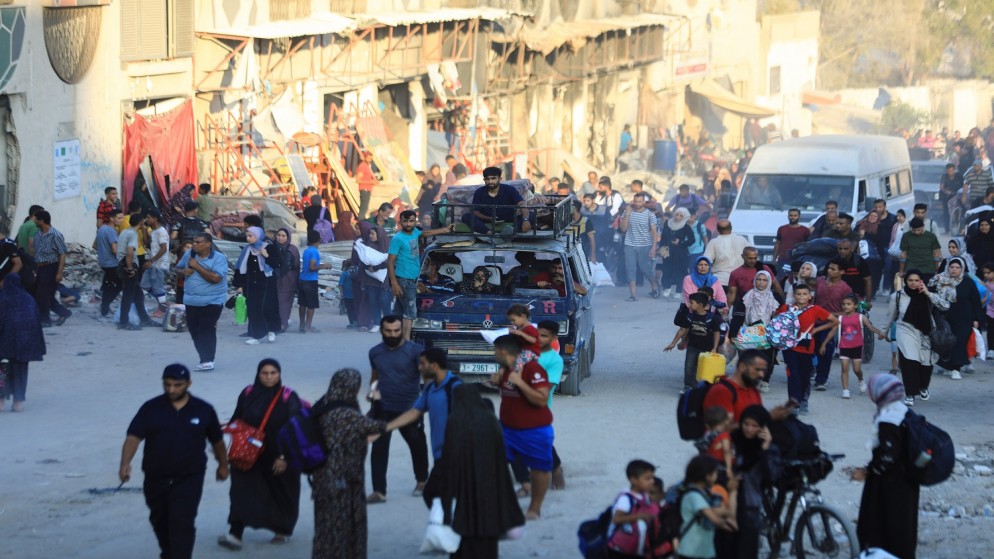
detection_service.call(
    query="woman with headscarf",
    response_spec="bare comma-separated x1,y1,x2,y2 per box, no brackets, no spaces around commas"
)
852,374,918,559
936,237,977,275
658,207,694,299
234,226,283,344
885,270,948,406
273,228,300,332
0,260,46,412
785,261,818,305
715,405,781,559
681,256,727,308
164,183,196,228
333,211,358,242
966,219,994,266
312,368,386,559
351,222,393,332
742,270,779,387
459,266,497,295
929,257,983,381
423,384,524,559
217,359,303,550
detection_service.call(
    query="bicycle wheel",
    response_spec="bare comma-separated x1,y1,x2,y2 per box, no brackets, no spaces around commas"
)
794,503,859,559
862,323,875,362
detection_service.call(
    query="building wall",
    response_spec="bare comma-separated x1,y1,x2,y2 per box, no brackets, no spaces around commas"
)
756,11,819,136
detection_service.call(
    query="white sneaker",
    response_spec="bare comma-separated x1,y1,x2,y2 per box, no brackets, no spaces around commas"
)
950,370,962,380
841,389,851,399
758,381,770,393
859,380,867,393
370,326,380,333
267,331,277,343
662,287,673,298
245,338,261,345
903,396,915,407
193,362,215,372
963,364,975,374
987,350,994,360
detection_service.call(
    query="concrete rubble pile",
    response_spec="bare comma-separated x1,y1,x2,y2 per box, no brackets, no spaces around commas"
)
919,443,994,519
62,242,102,289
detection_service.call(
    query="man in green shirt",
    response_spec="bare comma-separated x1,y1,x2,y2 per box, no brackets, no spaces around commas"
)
196,183,215,223
16,205,43,257
365,202,397,235
899,216,941,280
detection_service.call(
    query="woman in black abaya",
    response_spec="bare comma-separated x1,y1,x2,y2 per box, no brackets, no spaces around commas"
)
424,384,524,559
234,227,283,343
218,358,303,549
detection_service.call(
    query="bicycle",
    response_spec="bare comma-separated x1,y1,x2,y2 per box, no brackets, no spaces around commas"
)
759,453,859,559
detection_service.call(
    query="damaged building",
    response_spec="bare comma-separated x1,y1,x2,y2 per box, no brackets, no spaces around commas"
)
3,0,789,242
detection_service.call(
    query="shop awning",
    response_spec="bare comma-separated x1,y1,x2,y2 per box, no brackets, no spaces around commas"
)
201,12,357,39
687,79,776,118
352,7,523,27
517,13,677,55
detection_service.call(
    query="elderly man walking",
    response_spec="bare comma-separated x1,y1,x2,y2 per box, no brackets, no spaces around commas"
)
703,219,749,290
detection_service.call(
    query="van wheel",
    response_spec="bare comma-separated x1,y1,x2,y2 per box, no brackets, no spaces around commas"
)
588,331,596,364
561,348,587,396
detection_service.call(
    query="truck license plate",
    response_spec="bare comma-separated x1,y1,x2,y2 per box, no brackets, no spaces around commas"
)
459,363,498,374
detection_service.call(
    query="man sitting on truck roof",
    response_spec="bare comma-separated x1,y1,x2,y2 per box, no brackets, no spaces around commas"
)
460,167,532,234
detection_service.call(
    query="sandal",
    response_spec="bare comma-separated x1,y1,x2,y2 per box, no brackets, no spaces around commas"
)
515,487,530,498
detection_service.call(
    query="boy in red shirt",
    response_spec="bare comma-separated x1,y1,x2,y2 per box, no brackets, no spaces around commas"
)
491,334,553,521
774,283,838,414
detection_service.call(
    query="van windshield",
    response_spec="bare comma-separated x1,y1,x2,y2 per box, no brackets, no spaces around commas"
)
420,249,564,296
736,174,855,212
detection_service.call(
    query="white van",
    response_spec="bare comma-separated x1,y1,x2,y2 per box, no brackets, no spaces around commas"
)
729,135,914,259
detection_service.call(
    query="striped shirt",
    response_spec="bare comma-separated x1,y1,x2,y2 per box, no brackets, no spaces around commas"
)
34,227,68,264
964,167,994,199
624,209,655,247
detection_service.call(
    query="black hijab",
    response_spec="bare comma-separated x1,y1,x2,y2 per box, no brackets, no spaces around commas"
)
429,384,524,536
900,269,933,335
233,358,300,458
731,404,772,472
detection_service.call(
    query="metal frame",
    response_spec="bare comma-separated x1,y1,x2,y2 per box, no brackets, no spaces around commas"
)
194,33,251,92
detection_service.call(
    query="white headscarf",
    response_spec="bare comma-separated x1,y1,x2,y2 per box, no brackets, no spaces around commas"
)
667,207,690,231
744,270,778,325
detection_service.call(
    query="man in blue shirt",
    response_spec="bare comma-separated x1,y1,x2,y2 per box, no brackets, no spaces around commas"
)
385,348,462,464
388,210,455,340
460,166,533,234
95,209,122,317
175,233,229,371
537,321,565,489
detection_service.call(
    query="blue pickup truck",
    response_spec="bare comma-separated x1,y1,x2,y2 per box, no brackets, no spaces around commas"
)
411,184,596,395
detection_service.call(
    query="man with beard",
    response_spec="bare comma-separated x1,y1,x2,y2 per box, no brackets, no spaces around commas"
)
119,364,228,559
835,238,873,301
388,210,455,340
772,208,809,278
366,315,430,504
703,349,799,424
384,348,462,467
461,166,532,234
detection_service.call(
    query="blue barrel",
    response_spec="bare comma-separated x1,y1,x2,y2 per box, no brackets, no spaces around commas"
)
653,140,678,172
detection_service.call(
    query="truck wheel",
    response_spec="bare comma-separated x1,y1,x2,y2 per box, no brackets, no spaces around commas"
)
561,348,588,396
588,331,596,364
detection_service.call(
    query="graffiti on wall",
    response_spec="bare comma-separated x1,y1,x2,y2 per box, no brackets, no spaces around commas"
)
80,157,114,212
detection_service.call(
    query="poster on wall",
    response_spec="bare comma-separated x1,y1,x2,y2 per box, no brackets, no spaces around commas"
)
53,139,81,200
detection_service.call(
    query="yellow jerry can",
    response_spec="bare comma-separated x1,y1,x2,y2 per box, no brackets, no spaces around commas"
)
696,352,727,383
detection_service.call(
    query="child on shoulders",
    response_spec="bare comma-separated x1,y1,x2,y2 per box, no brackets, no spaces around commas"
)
696,406,734,481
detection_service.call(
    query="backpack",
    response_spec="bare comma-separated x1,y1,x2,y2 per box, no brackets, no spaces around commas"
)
770,416,821,460
903,410,954,486
766,306,813,351
659,484,709,550
277,398,358,474
577,493,668,559
314,207,335,243
577,505,615,559
426,375,461,414
677,378,737,441
179,217,208,242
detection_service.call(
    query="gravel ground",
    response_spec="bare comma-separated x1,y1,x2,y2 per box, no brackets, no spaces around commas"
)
0,280,992,558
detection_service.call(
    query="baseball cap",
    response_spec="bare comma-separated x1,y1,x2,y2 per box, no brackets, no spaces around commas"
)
162,363,191,381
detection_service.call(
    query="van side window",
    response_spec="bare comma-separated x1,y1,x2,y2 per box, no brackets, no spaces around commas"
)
569,251,589,286
897,170,912,195
881,175,896,199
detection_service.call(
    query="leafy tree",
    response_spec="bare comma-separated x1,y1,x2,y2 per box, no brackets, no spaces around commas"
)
875,101,930,135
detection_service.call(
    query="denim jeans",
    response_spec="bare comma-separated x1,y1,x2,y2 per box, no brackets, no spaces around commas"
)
782,348,814,404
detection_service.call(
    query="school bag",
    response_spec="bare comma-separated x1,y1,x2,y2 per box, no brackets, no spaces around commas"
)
658,483,710,551
766,306,813,351
903,410,954,486
577,493,669,559
314,207,335,243
676,378,737,441
276,395,355,475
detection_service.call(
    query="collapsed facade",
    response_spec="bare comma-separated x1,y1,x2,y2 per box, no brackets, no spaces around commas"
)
4,0,785,243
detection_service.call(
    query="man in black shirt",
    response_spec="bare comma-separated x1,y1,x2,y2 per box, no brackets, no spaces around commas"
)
939,163,963,234
171,201,210,243
119,364,228,559
460,166,532,233
835,238,872,301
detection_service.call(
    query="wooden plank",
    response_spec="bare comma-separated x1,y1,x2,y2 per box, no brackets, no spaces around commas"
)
322,143,359,214
285,153,313,197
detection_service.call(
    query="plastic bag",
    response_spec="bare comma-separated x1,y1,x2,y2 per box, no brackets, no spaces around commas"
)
234,294,247,325
973,327,987,360
734,324,771,350
420,497,461,554
590,262,614,286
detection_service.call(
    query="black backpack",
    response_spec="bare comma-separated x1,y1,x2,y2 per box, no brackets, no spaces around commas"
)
769,416,821,460
677,379,737,441
577,502,618,559
904,410,954,486
659,484,709,547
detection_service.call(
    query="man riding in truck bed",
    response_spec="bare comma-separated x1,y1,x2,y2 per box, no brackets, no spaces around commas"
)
461,167,533,234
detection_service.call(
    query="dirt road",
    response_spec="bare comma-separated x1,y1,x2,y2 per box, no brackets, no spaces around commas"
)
1,283,992,558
